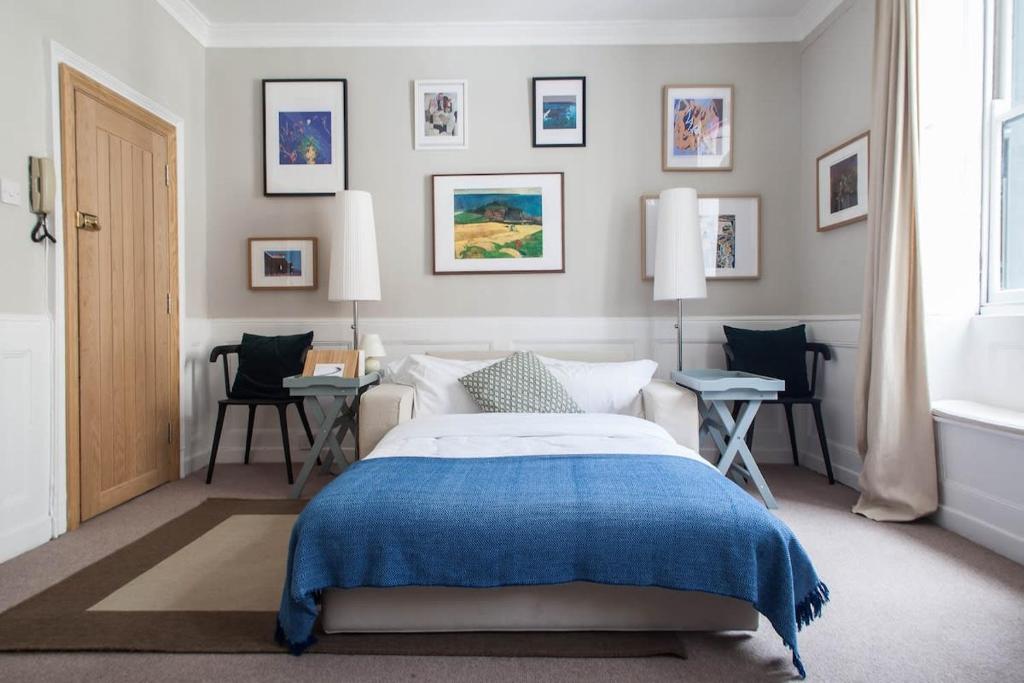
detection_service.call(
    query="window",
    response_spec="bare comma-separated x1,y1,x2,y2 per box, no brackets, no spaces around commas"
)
985,0,1024,309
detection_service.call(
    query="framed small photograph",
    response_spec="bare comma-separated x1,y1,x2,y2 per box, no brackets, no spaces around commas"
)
817,132,869,231
248,237,318,290
662,85,733,171
432,172,564,274
532,77,586,147
262,79,347,196
641,193,760,280
415,80,468,150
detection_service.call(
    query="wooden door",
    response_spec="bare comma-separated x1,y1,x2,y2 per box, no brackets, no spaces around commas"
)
60,65,179,525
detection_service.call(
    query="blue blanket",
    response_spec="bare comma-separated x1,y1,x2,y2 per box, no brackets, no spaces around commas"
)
277,455,828,677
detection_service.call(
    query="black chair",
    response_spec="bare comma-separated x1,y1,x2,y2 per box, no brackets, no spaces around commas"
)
723,341,835,485
205,344,315,485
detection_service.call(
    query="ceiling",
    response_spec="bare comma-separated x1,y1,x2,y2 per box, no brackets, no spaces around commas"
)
157,0,847,47
186,0,813,24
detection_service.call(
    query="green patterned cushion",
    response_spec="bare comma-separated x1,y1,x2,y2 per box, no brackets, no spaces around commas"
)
459,351,584,414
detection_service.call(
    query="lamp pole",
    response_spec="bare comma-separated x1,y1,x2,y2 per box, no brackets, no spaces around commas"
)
676,298,684,372
351,300,360,350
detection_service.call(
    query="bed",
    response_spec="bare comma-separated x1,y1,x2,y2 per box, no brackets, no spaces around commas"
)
277,354,828,677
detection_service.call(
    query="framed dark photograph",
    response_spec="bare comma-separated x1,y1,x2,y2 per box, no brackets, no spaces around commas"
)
263,79,348,196
816,131,869,231
248,237,318,290
432,172,565,274
532,77,586,147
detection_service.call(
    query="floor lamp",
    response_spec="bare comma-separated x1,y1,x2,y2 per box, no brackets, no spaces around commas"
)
329,190,381,350
653,188,707,372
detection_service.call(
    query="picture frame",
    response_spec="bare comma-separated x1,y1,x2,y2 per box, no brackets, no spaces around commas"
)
432,172,565,275
414,80,468,150
262,79,347,196
662,85,733,171
817,131,869,231
248,237,318,290
641,193,760,280
532,77,586,147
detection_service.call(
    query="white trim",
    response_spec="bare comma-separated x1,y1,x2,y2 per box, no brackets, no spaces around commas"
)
47,42,189,537
932,399,1024,439
155,0,842,48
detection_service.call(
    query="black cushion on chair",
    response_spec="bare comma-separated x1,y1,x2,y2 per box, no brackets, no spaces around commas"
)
230,331,313,399
723,325,810,398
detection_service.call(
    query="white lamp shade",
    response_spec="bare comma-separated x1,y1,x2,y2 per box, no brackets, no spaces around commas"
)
652,188,707,301
329,190,381,302
359,333,386,357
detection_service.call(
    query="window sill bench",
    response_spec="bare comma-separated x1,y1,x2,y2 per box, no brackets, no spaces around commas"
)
932,400,1024,439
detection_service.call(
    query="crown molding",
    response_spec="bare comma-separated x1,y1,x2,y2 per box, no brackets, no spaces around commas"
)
157,0,838,48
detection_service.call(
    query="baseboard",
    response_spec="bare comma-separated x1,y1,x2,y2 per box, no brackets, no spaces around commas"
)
933,504,1024,565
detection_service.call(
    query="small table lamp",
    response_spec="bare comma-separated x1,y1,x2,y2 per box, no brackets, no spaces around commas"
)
653,188,707,372
360,333,386,373
329,190,381,350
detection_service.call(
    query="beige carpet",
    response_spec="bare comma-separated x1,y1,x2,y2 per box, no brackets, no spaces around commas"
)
1,463,1023,682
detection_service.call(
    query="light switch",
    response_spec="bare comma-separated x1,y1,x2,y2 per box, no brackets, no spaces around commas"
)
0,178,22,206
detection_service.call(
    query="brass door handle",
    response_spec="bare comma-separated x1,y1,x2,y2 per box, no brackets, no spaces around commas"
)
76,211,100,231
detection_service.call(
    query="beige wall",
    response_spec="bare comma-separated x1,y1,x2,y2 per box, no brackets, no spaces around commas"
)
205,43,802,319
0,0,207,317
798,0,874,315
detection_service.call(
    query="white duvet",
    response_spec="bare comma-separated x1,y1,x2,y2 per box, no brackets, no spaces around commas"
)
365,413,715,470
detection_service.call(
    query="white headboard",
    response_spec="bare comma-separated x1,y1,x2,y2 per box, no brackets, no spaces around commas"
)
425,350,634,362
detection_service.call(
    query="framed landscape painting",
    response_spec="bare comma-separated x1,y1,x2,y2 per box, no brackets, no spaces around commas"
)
415,80,468,150
248,237,318,290
263,79,347,196
662,85,733,171
532,77,586,147
432,173,564,274
641,193,759,280
817,132,869,231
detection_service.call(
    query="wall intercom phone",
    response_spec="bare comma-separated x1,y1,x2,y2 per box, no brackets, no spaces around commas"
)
29,156,56,243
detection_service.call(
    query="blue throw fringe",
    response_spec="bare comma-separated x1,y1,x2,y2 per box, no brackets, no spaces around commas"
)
790,581,831,678
275,618,317,656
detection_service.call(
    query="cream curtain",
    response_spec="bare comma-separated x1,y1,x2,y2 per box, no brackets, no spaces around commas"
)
852,0,937,521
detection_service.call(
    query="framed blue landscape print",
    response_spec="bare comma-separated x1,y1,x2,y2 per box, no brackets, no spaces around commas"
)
248,237,318,289
263,79,347,196
662,85,733,171
432,173,565,274
532,77,586,147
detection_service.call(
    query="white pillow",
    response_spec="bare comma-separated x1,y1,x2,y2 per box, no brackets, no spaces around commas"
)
537,356,658,416
385,354,491,416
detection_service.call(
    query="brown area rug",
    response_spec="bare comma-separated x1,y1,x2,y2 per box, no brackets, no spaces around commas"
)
0,498,687,658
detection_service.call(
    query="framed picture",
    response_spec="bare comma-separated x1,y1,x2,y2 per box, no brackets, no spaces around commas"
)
662,85,733,171
414,80,468,150
641,193,760,280
248,237,318,290
532,77,586,147
432,172,564,274
262,79,347,196
817,132,869,231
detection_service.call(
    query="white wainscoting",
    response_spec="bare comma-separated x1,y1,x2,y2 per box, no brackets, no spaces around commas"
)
184,315,862,480
932,414,1024,564
0,315,53,564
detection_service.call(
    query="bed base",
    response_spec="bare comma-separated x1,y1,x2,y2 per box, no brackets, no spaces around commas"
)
321,582,758,634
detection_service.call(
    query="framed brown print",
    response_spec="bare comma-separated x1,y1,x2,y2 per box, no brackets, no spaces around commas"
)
662,85,733,171
817,131,869,231
248,237,318,290
641,193,760,280
432,172,565,274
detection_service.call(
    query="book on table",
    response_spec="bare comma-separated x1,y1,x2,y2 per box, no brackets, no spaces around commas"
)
302,349,365,378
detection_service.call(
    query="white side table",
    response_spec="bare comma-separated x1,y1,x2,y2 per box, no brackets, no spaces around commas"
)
672,369,785,509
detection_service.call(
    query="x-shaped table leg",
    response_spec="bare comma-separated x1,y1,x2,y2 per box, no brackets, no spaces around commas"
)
289,396,347,499
700,398,778,509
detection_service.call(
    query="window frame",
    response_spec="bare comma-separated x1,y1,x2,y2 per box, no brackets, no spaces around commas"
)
983,0,1024,313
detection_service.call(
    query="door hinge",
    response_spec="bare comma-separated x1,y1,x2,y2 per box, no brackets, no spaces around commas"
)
167,422,172,444
166,292,171,314
164,164,170,187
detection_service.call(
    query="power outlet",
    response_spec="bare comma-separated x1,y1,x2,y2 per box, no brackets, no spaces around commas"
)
0,177,23,206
